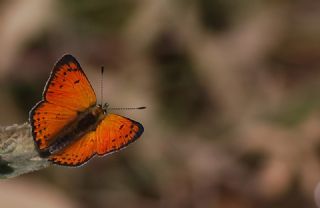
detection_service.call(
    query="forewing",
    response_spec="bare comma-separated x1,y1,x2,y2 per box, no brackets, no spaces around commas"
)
49,114,144,166
30,54,96,152
44,54,96,111
96,114,144,155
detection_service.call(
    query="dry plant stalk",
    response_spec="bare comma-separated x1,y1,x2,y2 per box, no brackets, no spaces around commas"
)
0,123,49,179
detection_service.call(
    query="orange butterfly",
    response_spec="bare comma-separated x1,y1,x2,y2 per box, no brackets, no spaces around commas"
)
29,54,144,166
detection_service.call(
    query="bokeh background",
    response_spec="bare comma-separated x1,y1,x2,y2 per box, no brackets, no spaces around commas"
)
1,0,320,207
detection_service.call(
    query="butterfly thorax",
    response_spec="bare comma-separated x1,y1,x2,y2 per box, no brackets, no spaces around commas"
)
40,105,106,157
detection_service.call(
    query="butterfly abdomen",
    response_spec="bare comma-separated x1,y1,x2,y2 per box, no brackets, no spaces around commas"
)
40,106,105,157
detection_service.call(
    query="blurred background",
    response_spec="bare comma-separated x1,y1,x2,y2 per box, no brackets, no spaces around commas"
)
0,0,320,207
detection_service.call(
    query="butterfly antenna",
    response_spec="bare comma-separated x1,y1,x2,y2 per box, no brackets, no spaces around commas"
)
109,106,146,110
100,66,104,105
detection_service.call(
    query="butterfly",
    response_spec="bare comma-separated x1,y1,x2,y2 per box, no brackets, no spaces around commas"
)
29,54,144,166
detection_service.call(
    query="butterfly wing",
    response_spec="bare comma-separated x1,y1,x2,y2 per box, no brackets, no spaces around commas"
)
96,113,144,156
49,131,96,166
30,54,97,152
43,54,96,111
48,113,144,166
31,102,77,150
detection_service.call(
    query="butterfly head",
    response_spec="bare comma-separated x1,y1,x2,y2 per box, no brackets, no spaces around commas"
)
97,103,109,114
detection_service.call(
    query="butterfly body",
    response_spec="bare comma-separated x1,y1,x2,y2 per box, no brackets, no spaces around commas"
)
30,54,144,166
38,105,105,157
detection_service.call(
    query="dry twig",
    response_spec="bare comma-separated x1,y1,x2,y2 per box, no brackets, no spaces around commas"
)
0,123,49,179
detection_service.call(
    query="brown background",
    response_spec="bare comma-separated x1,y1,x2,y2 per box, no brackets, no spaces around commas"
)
0,0,320,207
